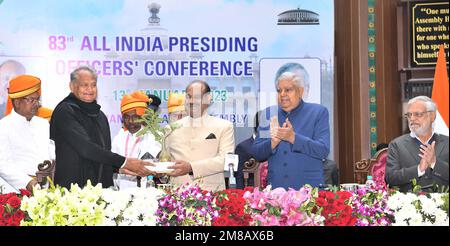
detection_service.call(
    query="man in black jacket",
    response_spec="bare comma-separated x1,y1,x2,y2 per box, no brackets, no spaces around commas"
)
50,66,154,188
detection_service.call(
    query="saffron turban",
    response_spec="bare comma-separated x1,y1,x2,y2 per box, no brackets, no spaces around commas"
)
167,92,185,113
5,75,41,115
120,91,151,116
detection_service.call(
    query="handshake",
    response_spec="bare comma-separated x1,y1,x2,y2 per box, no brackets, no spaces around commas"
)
119,158,157,177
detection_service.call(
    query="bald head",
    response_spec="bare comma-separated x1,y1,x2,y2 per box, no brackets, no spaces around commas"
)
185,80,211,118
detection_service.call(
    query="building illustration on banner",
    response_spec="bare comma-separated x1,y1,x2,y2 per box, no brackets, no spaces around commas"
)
278,8,320,25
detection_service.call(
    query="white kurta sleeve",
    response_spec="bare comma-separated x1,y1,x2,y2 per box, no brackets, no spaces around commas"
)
0,120,33,190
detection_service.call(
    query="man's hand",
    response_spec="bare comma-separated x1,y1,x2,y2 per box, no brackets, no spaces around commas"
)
26,179,38,193
123,158,156,177
418,141,436,171
270,116,281,149
167,160,192,177
276,118,296,144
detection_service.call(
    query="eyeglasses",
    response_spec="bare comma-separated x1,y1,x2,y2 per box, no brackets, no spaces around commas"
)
404,111,431,119
122,114,141,122
21,97,41,105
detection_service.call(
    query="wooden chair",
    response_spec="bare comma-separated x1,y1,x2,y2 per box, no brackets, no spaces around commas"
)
242,158,260,188
242,158,268,188
369,148,388,188
35,160,56,187
353,148,388,186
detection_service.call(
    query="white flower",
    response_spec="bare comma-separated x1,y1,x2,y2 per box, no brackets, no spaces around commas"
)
408,212,424,225
421,197,438,215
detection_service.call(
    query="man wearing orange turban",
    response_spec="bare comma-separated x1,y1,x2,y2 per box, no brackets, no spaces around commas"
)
111,91,161,188
0,75,54,192
168,92,187,123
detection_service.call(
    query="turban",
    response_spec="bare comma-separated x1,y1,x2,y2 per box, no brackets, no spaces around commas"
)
120,91,150,116
5,75,41,116
36,107,53,122
168,92,185,113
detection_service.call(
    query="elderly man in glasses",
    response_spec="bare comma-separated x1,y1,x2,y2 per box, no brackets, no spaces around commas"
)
0,75,54,192
386,96,449,192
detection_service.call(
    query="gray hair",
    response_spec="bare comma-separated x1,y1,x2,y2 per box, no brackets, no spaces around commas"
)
407,95,437,112
70,66,97,84
274,63,309,90
276,71,304,88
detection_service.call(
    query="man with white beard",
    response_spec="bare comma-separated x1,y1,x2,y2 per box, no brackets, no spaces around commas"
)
386,96,449,192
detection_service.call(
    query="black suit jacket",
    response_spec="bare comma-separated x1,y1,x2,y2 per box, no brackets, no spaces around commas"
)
50,93,125,188
386,133,449,192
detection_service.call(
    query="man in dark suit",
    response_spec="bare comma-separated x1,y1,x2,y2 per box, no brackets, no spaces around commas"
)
386,96,449,192
50,66,154,188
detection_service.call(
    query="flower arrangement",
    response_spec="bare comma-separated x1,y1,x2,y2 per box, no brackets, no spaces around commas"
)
156,183,219,226
350,184,394,226
0,189,31,226
243,185,323,226
102,187,165,226
213,188,253,226
387,192,449,226
315,190,356,226
20,180,105,226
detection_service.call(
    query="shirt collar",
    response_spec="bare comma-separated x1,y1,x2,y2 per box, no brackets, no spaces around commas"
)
11,109,33,123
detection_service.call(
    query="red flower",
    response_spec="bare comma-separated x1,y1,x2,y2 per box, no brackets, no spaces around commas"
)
348,216,357,226
13,210,25,225
0,194,7,204
338,214,351,225
324,191,336,201
342,205,353,215
3,213,13,225
235,208,245,217
0,206,4,215
332,199,346,211
316,197,328,207
213,216,231,226
19,189,31,197
336,191,351,200
7,196,21,209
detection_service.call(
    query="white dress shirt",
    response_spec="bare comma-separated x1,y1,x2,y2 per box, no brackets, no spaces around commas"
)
111,127,161,189
112,127,161,159
0,110,54,190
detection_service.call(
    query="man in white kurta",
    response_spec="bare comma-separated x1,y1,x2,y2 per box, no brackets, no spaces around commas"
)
111,91,161,189
112,127,161,161
166,81,235,191
0,75,53,191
